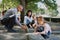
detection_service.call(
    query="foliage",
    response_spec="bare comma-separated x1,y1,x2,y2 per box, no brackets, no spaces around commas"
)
0,0,20,11
41,0,58,16
25,0,58,16
0,0,58,16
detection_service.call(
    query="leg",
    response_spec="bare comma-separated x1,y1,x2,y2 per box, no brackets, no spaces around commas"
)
41,31,51,39
5,16,16,32
27,24,30,28
8,17,17,32
41,34,48,39
26,20,31,28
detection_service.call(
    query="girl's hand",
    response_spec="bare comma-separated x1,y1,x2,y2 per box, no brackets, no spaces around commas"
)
33,32,40,35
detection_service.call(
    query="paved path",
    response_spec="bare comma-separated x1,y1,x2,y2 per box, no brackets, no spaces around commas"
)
0,33,60,40
0,22,60,40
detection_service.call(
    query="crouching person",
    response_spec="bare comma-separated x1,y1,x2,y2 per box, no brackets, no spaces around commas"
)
24,10,35,28
34,16,52,39
2,5,26,32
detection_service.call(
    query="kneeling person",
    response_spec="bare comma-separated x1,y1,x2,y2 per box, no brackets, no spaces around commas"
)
34,16,52,39
2,5,25,32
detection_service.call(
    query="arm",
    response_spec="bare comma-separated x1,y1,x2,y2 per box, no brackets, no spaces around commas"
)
34,24,47,34
15,15,22,27
18,16,21,22
38,25,47,34
9,14,15,18
34,26,37,32
24,16,27,24
10,10,22,27
39,31,46,34
39,23,51,34
32,20,37,28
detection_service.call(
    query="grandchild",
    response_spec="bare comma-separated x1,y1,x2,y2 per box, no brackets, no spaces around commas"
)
34,16,52,39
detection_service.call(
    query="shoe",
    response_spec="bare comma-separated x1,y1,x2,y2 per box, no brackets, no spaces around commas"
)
8,29,17,32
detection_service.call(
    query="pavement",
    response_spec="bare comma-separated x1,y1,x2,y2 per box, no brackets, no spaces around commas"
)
0,33,60,40
0,27,60,40
0,22,60,40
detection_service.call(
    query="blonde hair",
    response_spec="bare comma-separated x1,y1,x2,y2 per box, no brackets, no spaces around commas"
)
37,16,46,25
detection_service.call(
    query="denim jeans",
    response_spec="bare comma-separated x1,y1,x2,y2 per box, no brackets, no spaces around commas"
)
41,31,51,39
26,19,35,28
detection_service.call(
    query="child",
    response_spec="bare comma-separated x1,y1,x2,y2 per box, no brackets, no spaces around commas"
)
34,16,52,39
32,14,37,28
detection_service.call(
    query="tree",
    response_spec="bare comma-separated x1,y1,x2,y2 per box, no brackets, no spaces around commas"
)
0,0,58,22
20,0,25,23
43,0,58,16
0,0,58,13
20,0,58,22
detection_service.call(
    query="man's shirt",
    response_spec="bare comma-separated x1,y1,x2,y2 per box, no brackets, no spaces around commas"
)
3,8,22,26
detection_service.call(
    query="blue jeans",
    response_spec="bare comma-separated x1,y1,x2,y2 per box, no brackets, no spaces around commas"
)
26,19,35,28
41,31,51,39
26,19,30,28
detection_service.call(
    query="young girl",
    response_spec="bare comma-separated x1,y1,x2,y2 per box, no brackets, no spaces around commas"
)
32,14,37,28
34,16,52,39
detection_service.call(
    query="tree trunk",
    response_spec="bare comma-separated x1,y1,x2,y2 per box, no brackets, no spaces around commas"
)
20,0,25,23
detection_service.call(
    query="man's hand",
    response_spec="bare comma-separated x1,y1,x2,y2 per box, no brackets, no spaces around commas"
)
21,25,28,30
